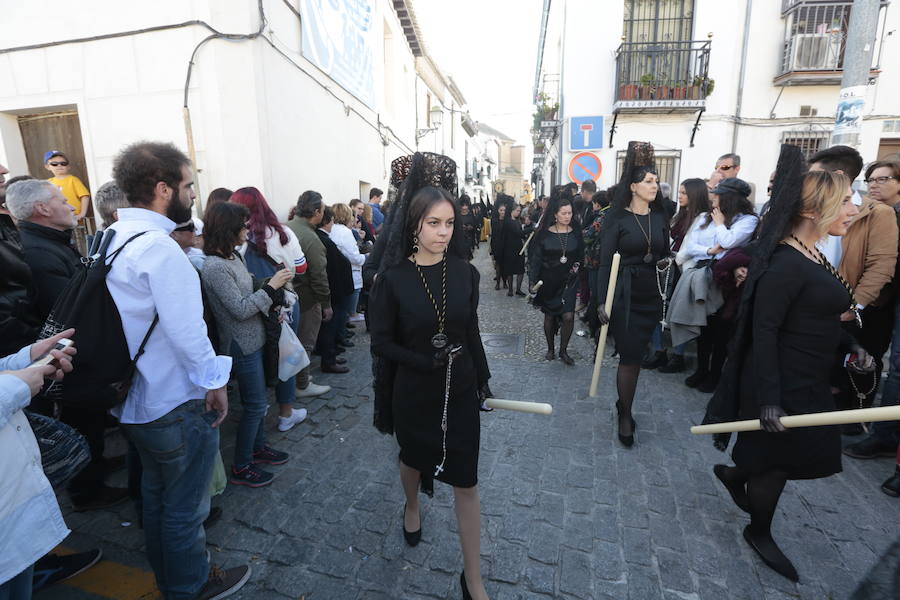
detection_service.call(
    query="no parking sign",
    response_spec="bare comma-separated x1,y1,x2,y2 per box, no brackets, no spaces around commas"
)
567,152,602,183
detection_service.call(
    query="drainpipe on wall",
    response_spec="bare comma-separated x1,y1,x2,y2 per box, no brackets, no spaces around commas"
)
731,0,753,155
557,0,567,186
183,107,202,215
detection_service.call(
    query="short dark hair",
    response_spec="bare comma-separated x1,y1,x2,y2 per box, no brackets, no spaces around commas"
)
809,145,864,180
203,202,248,259
369,187,383,200
112,141,190,207
320,205,334,227
865,160,900,182
297,190,323,218
581,180,597,193
349,198,363,208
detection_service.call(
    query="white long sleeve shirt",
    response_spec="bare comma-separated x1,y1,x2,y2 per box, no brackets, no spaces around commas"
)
328,223,365,290
681,212,758,262
105,208,232,424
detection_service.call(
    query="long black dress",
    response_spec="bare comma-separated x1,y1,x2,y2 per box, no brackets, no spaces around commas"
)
528,228,585,315
498,218,526,278
731,245,849,479
369,256,490,488
595,208,669,364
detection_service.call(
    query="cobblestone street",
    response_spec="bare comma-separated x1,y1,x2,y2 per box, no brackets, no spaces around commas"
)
43,245,900,600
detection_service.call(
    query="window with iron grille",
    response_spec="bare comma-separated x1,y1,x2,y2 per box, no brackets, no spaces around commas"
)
620,1,698,96
616,150,681,197
780,1,852,73
623,0,694,43
781,129,831,160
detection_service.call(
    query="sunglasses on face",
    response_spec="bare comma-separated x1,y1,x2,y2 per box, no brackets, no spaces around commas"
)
718,165,735,171
865,176,897,185
48,161,69,167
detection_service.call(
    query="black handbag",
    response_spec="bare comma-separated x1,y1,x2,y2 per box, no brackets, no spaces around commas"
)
24,410,90,489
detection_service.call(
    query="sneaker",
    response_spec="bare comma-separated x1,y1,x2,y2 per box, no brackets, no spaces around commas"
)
843,436,897,459
71,485,130,512
296,382,331,398
277,408,308,432
252,445,290,465
230,464,275,488
349,313,365,322
196,565,252,600
32,549,103,592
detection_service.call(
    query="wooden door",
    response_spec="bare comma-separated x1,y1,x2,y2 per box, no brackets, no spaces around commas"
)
18,110,91,208
877,139,900,161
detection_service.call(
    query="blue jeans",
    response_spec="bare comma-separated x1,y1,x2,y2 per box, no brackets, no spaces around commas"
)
872,297,900,445
349,288,361,315
122,399,217,600
230,341,268,468
0,564,33,600
650,322,685,356
275,303,300,407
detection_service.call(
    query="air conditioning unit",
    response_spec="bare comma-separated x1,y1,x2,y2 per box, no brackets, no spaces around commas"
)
789,33,840,70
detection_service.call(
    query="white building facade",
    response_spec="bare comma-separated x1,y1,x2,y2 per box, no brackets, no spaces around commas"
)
533,0,900,202
0,0,481,220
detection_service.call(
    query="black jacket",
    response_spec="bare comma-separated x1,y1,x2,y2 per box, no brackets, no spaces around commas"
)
0,215,39,354
18,221,82,321
316,229,354,301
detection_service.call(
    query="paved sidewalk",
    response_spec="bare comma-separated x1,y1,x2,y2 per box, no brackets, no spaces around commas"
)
41,245,899,600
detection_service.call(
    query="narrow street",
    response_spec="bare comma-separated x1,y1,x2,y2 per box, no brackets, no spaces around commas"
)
41,244,900,600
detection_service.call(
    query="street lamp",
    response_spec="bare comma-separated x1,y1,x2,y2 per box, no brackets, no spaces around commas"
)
416,105,444,141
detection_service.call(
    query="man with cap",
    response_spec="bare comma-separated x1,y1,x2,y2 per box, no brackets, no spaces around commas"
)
44,150,91,222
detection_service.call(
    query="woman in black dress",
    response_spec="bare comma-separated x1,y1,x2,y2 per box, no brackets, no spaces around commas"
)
704,146,866,582
489,202,507,290
595,142,670,446
499,203,527,296
528,188,585,365
370,153,492,600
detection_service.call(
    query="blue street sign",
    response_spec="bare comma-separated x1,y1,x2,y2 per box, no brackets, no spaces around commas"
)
569,116,604,151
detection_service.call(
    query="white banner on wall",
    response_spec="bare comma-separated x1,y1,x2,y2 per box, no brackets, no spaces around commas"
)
301,0,376,109
833,85,867,138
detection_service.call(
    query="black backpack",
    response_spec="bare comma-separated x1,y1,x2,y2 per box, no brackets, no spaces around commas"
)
41,229,158,409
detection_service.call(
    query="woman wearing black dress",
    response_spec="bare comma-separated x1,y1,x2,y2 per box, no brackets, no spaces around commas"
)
704,146,865,582
489,202,507,290
370,153,492,600
528,188,585,365
595,142,670,446
499,203,527,296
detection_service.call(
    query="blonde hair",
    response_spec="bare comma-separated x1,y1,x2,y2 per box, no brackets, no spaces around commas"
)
799,170,850,238
362,203,373,223
332,203,353,226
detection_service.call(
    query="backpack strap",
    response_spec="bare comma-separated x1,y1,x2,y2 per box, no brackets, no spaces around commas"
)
132,314,159,363
106,231,152,266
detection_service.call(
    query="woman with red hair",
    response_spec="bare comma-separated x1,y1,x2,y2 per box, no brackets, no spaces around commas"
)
231,187,309,433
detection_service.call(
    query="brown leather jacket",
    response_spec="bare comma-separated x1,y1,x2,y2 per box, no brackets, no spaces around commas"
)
839,198,899,307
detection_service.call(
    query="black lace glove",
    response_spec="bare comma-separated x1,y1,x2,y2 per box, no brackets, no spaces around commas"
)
760,405,788,433
432,344,464,369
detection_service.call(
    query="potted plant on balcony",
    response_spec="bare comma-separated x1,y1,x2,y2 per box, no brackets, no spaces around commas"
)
690,75,715,99
639,73,656,100
619,81,638,100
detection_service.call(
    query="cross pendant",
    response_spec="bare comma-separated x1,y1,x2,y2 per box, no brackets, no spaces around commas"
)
857,393,867,401
434,464,444,476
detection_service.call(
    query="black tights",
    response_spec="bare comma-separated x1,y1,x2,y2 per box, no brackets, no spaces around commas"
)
543,312,574,355
616,363,641,436
721,465,788,538
504,274,524,295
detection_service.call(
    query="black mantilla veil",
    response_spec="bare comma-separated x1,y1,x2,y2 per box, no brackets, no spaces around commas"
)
612,141,666,213
702,144,806,450
372,152,460,442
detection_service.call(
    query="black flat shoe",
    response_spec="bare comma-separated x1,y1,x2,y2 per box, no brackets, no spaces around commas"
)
743,526,799,582
684,370,709,388
515,290,527,296
545,350,555,361
402,504,421,547
615,401,635,447
713,464,750,513
460,571,472,600
559,350,574,366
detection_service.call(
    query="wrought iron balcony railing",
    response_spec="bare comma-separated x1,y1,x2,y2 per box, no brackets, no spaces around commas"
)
614,40,711,112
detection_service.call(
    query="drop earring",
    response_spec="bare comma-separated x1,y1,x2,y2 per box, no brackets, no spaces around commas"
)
413,236,419,253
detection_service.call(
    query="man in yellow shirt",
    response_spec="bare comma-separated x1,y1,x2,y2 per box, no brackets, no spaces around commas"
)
44,150,90,221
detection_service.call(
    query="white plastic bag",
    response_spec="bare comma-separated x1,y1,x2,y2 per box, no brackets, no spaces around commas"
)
278,320,309,381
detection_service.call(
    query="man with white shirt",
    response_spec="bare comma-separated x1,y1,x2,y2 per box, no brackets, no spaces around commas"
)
108,142,249,600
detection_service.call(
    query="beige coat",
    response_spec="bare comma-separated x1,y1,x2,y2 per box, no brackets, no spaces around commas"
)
839,198,898,307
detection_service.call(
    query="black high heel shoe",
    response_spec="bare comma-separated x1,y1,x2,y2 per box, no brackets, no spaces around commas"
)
460,571,472,600
402,503,421,547
615,401,635,447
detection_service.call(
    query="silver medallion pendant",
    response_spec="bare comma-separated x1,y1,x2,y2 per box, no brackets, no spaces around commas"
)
560,255,568,264
643,253,653,264
431,333,449,349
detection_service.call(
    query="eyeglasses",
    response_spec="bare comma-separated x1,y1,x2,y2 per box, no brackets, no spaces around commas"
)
48,161,69,167
717,165,735,171
865,176,897,185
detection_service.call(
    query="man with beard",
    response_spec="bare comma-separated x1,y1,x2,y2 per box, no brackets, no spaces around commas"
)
108,142,250,599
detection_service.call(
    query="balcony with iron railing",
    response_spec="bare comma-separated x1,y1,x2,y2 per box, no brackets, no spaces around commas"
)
775,0,885,85
613,40,711,114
